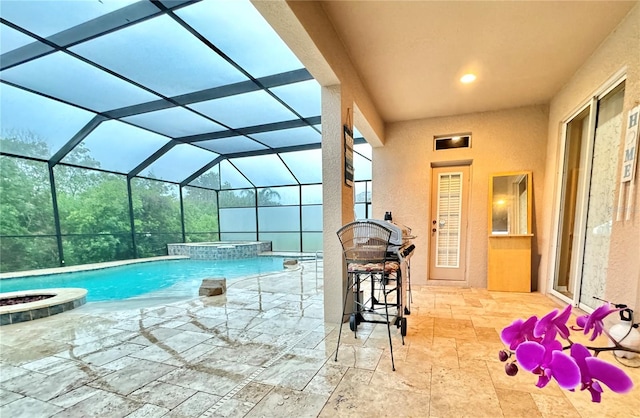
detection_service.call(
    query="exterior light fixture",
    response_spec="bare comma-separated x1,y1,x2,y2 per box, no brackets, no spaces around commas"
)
460,74,476,84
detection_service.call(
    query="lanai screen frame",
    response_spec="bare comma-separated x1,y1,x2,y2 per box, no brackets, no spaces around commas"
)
0,0,371,272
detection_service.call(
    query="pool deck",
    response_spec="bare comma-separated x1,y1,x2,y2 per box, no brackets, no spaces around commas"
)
1,260,639,417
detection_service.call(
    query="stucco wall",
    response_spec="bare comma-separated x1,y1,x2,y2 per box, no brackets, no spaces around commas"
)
541,4,640,309
373,105,549,288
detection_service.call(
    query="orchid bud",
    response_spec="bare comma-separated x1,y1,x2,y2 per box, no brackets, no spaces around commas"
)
505,362,518,376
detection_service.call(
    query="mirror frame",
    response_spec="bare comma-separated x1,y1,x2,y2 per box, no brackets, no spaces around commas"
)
488,171,533,236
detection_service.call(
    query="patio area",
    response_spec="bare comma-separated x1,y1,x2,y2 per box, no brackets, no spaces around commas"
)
1,260,639,417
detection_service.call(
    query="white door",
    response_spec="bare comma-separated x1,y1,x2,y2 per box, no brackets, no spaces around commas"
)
429,165,470,281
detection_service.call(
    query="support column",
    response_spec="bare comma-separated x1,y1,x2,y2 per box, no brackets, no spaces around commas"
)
322,84,355,323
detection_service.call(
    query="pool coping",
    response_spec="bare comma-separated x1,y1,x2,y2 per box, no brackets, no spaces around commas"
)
0,253,320,321
0,288,87,326
0,255,188,280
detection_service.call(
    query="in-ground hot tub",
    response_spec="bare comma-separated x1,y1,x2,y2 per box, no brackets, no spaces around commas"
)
167,241,272,260
0,288,87,326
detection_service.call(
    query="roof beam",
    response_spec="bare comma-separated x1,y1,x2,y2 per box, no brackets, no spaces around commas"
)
128,141,177,179
177,116,321,144
1,1,198,71
49,115,108,167
102,68,313,119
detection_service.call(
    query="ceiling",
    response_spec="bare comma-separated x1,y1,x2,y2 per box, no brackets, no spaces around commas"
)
320,1,637,122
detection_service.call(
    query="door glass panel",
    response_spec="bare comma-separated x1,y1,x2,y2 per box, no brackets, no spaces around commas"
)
553,107,590,299
579,83,625,309
435,172,462,268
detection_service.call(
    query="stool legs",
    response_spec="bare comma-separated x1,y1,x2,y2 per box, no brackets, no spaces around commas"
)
334,272,354,362
381,276,396,371
334,271,399,371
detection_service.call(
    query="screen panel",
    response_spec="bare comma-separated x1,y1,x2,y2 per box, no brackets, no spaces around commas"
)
139,143,218,183
258,207,299,232
1,52,160,112
0,237,59,273
1,84,96,159
302,232,322,253
0,156,55,235
62,120,172,173
231,154,297,187
70,15,249,97
280,149,322,184
188,90,297,129
176,0,303,78
258,232,300,252
219,207,256,232
302,205,322,231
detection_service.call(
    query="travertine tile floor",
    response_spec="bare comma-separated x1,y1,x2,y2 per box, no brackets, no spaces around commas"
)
1,260,639,417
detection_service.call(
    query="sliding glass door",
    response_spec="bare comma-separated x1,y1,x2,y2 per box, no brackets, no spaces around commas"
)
552,78,625,310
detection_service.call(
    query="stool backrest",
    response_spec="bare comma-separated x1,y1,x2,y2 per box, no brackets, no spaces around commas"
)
337,220,392,263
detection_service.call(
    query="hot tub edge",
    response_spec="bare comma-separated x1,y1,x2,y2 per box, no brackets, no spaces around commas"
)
0,288,87,325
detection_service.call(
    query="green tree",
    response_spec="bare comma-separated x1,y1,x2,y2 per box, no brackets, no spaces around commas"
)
0,135,59,272
219,187,255,207
257,188,282,206
56,171,132,265
183,186,218,239
54,147,103,198
131,177,182,257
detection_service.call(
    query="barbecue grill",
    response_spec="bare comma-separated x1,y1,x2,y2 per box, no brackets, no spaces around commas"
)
333,219,416,371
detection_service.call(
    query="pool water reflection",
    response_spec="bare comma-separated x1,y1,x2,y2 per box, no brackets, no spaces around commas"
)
0,258,284,302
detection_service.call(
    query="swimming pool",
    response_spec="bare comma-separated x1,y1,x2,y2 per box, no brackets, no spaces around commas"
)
0,258,285,302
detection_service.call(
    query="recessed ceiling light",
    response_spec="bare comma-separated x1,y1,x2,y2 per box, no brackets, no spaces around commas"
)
460,74,476,84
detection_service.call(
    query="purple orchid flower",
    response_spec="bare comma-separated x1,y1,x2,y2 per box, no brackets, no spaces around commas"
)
570,343,633,402
515,340,581,390
501,315,538,350
534,304,572,343
576,304,618,341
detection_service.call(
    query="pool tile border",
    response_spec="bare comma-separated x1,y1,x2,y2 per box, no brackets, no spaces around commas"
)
0,256,188,280
0,288,87,326
168,241,272,260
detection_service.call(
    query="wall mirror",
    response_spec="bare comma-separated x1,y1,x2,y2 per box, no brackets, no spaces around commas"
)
489,171,532,235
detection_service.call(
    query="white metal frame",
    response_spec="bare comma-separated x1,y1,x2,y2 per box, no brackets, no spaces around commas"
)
547,69,627,312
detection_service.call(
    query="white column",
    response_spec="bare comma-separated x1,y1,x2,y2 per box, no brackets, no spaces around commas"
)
322,84,355,323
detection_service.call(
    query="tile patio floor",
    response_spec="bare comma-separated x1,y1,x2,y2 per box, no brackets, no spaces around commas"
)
1,260,639,417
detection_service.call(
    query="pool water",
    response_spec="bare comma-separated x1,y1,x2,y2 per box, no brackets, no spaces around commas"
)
0,258,285,302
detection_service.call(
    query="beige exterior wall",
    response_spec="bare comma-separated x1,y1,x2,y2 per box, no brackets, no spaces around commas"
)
259,1,640,313
373,105,549,288
540,4,640,308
